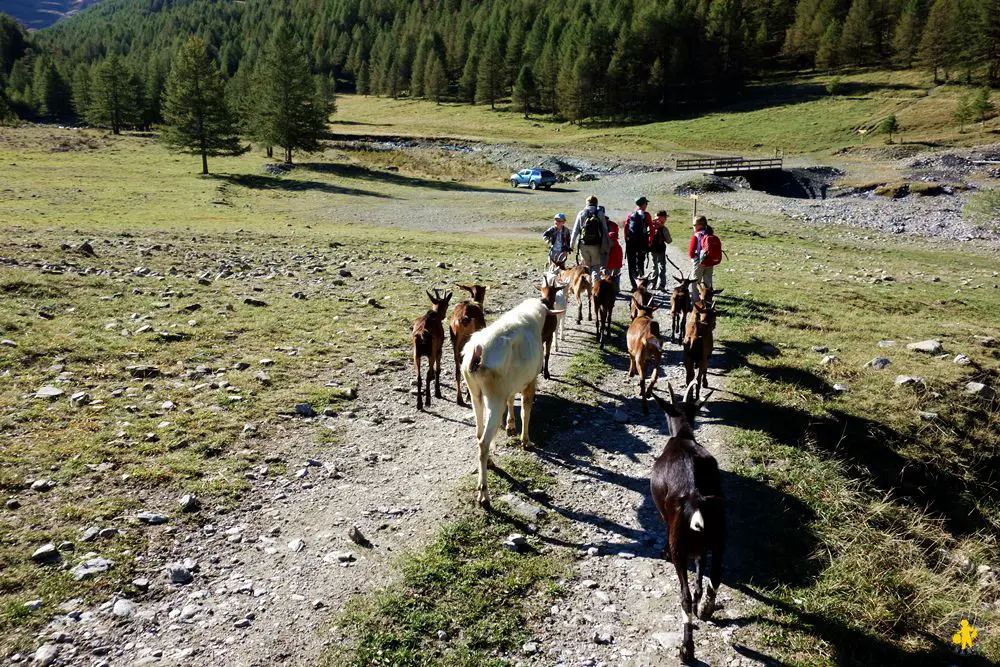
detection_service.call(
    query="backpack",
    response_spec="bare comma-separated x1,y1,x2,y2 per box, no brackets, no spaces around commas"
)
650,225,666,252
627,211,648,247
700,234,723,267
582,212,603,245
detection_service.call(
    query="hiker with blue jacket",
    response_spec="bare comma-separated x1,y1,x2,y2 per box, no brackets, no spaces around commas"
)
570,194,609,280
542,212,572,269
624,196,652,292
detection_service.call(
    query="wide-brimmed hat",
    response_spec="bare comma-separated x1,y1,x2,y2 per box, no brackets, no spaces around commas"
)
635,196,649,206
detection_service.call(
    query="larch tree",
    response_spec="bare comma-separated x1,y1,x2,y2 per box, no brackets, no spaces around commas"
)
87,53,137,134
252,21,328,164
985,0,1000,84
161,37,246,175
475,31,505,108
840,0,875,65
512,64,537,117
424,52,448,103
891,0,921,68
918,0,955,82
70,63,91,121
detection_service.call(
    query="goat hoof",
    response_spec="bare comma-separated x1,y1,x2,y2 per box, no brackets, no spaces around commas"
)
505,425,517,436
678,641,694,662
697,597,716,621
476,493,491,509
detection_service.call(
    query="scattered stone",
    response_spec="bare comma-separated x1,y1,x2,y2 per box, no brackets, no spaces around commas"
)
98,528,118,539
31,543,60,563
243,297,267,307
167,563,193,584
126,365,159,378
234,618,251,629
0,339,16,347
80,527,100,542
329,551,356,563
24,599,43,611
338,269,352,278
69,391,91,407
259,358,275,366
132,577,149,591
895,375,925,388
34,386,64,400
255,371,271,385
30,479,56,492
112,598,136,619
966,382,993,397
292,291,307,300
877,340,896,348
365,297,379,307
312,599,325,610
954,354,972,366
347,525,371,548
437,630,449,641
328,387,357,400
821,355,838,365
499,494,546,522
71,557,113,580
522,642,539,655
869,357,891,370
918,411,939,421
136,512,168,525
288,539,305,552
907,340,943,354
593,631,614,645
5,498,20,510
322,407,338,417
503,534,528,551
832,383,849,393
32,644,59,667
179,495,201,512
295,403,316,418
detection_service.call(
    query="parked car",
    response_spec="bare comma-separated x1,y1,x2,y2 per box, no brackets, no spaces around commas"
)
510,168,558,190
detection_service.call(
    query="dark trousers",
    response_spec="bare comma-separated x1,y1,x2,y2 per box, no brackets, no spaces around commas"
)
626,245,647,289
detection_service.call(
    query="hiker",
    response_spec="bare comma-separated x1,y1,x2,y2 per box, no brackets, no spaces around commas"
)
648,210,673,291
688,216,723,304
542,212,572,269
571,194,609,280
606,217,624,291
624,196,652,292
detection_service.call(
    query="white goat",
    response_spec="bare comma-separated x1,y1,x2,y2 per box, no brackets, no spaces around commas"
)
544,269,567,350
461,298,551,508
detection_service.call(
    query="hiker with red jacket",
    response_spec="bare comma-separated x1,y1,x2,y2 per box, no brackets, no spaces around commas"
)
688,216,723,304
624,196,652,292
605,217,624,290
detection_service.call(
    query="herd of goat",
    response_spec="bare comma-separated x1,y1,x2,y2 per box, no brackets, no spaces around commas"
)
410,257,724,662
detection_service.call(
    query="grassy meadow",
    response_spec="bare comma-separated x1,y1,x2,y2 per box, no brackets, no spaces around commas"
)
1,76,999,664
335,69,1000,155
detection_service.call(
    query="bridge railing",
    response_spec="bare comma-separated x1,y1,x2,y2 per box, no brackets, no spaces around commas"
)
676,157,783,173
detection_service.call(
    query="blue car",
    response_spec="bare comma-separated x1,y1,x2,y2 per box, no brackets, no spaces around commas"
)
510,168,558,190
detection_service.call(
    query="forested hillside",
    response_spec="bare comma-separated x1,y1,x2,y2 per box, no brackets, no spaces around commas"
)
1,0,999,126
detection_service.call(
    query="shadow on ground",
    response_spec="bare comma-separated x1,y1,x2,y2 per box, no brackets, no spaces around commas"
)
300,162,525,194
212,173,394,198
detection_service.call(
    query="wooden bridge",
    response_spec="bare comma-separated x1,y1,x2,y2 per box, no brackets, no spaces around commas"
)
675,156,783,174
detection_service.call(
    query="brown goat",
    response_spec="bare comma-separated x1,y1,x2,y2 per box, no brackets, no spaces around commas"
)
552,253,592,324
650,382,725,663
666,255,696,343
412,288,452,410
537,275,567,380
683,285,722,396
629,275,653,321
626,303,662,414
449,284,487,406
592,268,618,349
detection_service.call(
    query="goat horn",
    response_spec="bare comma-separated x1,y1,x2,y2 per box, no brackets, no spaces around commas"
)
683,381,698,403
665,381,678,405
696,389,716,408
665,255,684,274
426,289,435,301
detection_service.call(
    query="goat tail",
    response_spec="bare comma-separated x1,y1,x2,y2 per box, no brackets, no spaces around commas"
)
689,509,705,532
468,344,484,372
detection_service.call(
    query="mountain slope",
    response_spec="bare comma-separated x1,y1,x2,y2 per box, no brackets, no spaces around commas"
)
1,0,102,30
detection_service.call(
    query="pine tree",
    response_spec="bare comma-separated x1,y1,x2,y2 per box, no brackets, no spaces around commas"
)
512,65,537,118
950,0,982,84
892,0,921,68
648,57,666,107
816,20,842,69
71,64,91,121
918,0,955,82
878,113,899,142
162,37,246,174
35,60,73,119
252,21,328,164
356,62,370,96
840,0,875,65
87,53,137,134
985,0,1000,84
459,48,479,103
424,52,448,103
475,32,504,108
953,90,973,130
970,86,996,125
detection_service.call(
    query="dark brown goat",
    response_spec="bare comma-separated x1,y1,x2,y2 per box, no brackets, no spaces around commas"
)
537,275,567,380
449,284,487,406
669,274,696,343
412,288,452,410
683,285,722,396
650,382,725,663
626,303,662,414
592,269,617,349
629,275,653,320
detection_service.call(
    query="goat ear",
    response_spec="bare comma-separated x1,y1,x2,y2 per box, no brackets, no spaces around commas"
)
651,391,676,415
456,284,472,294
547,309,566,316
712,288,724,295
426,289,436,302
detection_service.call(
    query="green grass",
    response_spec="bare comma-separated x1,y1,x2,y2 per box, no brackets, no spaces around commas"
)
692,215,1000,664
965,188,1000,231
329,455,566,667
337,69,999,155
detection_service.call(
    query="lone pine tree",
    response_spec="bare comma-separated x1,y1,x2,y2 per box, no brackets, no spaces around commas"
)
162,37,246,175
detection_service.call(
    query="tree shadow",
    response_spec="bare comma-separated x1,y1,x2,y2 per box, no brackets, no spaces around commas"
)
299,162,527,194
211,173,394,198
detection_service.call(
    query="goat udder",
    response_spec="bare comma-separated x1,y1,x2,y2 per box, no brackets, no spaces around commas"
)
689,509,705,532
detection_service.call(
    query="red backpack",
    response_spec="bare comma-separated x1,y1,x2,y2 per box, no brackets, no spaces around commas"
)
700,234,723,267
